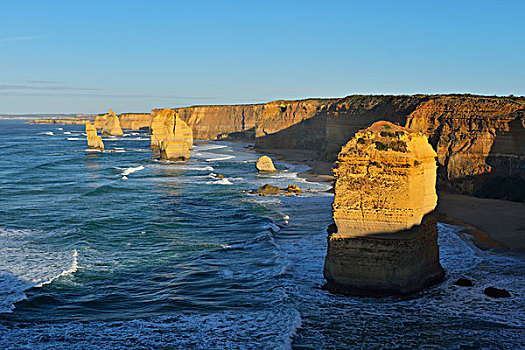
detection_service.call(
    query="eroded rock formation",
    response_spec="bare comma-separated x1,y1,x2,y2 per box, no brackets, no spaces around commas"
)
100,109,124,136
85,123,104,151
323,121,444,296
256,156,277,173
150,109,192,161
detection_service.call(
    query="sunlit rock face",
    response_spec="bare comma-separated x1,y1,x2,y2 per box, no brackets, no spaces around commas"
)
119,113,152,131
85,123,104,151
99,109,124,137
150,109,192,161
255,156,278,173
324,121,444,296
332,121,438,236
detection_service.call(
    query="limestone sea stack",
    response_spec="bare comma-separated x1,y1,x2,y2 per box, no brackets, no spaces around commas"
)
85,122,104,151
150,109,192,161
100,109,124,136
323,121,444,296
256,156,278,173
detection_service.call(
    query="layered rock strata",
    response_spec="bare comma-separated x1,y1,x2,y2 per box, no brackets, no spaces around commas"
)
85,123,104,151
167,95,524,200
150,109,192,161
119,113,152,131
100,109,124,136
323,121,444,296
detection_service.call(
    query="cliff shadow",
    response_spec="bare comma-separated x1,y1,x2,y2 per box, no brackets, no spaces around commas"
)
476,111,525,201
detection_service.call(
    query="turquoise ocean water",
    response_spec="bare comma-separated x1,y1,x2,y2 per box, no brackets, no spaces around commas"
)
0,119,523,349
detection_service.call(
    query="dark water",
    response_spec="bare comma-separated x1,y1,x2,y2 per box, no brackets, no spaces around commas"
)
0,119,523,349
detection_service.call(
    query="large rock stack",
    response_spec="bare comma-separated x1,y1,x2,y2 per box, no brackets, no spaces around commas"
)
85,122,104,151
324,121,444,296
100,109,124,136
150,109,192,161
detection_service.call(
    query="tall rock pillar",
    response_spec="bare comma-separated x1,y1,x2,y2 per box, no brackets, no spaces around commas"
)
324,121,444,296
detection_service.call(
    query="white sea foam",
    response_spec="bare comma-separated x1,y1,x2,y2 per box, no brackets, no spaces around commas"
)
206,178,233,185
121,176,128,181
63,131,72,135
194,144,228,151
67,137,80,141
57,128,63,130
39,131,54,136
0,228,77,313
0,310,303,349
205,155,235,162
121,165,145,176
35,250,78,288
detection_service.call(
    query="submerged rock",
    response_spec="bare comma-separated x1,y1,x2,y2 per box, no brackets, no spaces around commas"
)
85,123,104,151
324,121,444,296
484,287,511,298
252,184,281,196
283,184,301,195
256,156,278,173
251,184,302,196
100,109,124,136
453,278,474,287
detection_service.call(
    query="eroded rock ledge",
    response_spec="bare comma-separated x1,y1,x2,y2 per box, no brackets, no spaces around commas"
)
323,121,444,296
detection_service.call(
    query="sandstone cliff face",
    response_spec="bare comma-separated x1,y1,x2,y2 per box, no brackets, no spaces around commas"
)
333,121,437,236
405,96,525,194
165,95,523,200
168,104,262,141
119,113,152,131
150,109,192,161
324,121,444,296
85,123,104,151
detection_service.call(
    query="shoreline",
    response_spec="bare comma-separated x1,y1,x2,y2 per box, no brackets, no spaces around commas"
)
256,147,525,252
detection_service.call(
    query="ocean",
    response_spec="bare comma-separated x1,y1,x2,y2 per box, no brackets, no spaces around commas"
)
0,119,523,349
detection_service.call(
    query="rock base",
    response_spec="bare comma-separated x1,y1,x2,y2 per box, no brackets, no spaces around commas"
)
323,215,445,296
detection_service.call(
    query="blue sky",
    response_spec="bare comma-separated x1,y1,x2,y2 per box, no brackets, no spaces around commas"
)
1,0,524,114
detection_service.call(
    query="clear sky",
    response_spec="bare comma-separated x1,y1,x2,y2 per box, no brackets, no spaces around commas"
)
1,0,524,114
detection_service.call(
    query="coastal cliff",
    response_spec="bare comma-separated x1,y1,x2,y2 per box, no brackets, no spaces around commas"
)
119,113,152,131
324,121,444,296
28,94,525,200
170,95,524,200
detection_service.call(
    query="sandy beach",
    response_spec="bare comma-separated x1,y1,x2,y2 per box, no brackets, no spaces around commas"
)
258,148,525,252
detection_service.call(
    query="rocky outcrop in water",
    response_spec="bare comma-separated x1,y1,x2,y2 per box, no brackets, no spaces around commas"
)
150,109,192,161
256,156,277,173
99,109,124,136
323,121,444,296
85,123,104,151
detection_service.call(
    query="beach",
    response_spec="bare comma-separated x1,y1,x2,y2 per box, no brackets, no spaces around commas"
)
261,147,525,252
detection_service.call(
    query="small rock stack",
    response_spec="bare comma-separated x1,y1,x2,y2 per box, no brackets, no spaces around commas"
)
256,156,278,173
85,122,104,151
97,109,124,136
